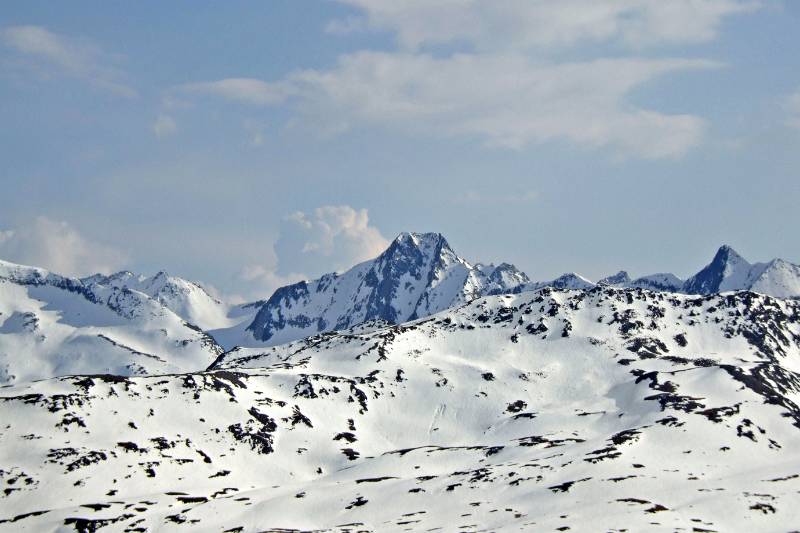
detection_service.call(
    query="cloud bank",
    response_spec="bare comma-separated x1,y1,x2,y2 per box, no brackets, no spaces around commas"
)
1,25,136,97
330,0,760,50
239,205,389,299
171,1,755,158
0,216,128,277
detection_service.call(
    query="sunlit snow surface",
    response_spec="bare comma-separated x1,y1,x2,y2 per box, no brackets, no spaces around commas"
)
0,270,225,385
2,287,800,531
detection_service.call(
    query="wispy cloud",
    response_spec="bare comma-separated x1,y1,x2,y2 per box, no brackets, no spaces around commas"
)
237,264,306,301
0,216,128,276
176,55,718,159
238,205,388,298
330,0,761,51
0,25,136,97
167,0,755,159
299,53,720,158
175,78,291,106
276,205,389,275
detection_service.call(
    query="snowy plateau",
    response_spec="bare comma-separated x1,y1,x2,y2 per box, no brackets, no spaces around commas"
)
0,233,800,532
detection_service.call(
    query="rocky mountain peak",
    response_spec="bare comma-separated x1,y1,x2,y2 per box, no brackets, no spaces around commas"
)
598,270,631,286
244,231,530,345
684,244,752,294
381,232,454,267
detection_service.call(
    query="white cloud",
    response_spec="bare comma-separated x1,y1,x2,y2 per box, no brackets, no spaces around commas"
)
276,205,389,275
297,53,715,158
176,78,291,105
238,264,307,300
0,25,136,97
171,0,752,159
331,0,760,51
239,205,389,298
175,54,717,158
0,216,128,277
152,114,177,138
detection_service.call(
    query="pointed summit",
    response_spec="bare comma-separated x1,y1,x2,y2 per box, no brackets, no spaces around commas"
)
391,231,446,246
486,263,530,287
382,232,453,264
712,244,746,265
684,245,752,294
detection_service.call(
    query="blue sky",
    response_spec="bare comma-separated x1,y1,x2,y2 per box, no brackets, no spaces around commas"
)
1,1,799,300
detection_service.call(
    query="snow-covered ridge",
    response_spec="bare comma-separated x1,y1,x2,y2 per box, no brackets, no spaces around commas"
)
86,269,234,330
0,260,227,384
683,245,800,298
2,286,799,531
1,239,798,385
519,245,799,298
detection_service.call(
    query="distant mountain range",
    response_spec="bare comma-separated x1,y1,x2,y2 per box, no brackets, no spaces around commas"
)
240,234,800,347
2,234,800,531
1,233,798,384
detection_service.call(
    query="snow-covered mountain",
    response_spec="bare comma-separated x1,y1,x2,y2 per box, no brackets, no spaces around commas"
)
629,272,685,292
84,270,234,331
557,246,800,299
517,271,595,291
2,286,799,531
243,232,530,346
598,270,631,286
683,245,800,298
0,260,224,384
598,271,685,292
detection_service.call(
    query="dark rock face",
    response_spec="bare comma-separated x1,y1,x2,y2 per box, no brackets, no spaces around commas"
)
364,232,443,323
684,245,743,295
246,282,313,344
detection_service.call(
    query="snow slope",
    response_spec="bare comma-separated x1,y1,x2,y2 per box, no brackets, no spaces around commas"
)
749,259,800,299
0,260,223,384
242,232,530,347
85,271,234,331
2,286,799,531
